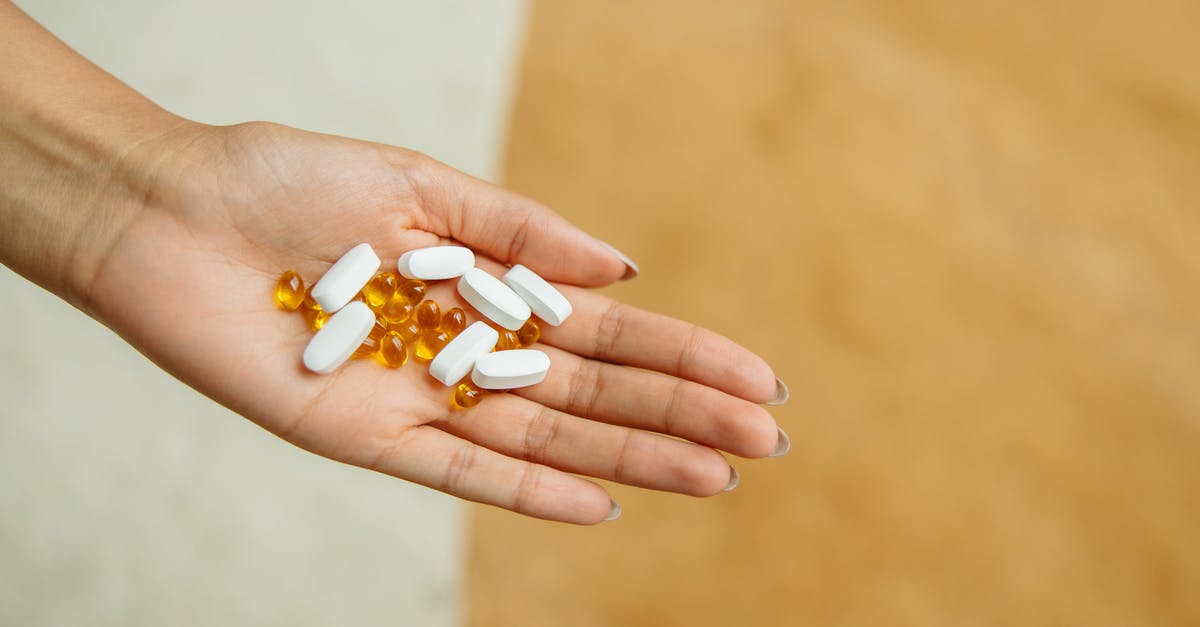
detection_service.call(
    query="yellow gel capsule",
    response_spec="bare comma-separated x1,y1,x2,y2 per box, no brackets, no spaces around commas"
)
517,319,540,347
380,296,414,325
363,271,400,309
441,307,467,336
377,331,409,368
415,329,451,362
304,309,329,330
394,320,422,343
299,289,328,330
452,381,486,409
416,299,441,330
398,279,426,304
352,319,389,359
496,329,520,351
274,270,305,310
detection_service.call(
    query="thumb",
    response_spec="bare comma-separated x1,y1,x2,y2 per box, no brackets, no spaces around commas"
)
411,158,638,287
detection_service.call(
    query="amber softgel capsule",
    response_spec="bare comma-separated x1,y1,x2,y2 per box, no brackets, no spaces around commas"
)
363,271,400,309
275,270,305,310
415,299,441,330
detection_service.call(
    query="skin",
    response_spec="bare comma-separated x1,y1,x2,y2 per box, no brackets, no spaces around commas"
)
0,1,786,524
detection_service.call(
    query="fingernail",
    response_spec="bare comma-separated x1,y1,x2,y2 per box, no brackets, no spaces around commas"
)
723,466,740,492
604,499,622,522
769,427,791,457
765,377,789,406
597,240,640,280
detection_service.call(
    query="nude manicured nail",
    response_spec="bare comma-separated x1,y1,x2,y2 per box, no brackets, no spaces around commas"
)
765,377,789,406
723,466,740,492
604,499,622,522
597,240,639,280
769,427,791,458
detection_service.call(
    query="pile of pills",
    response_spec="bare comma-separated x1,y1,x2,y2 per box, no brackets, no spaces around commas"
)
273,243,571,409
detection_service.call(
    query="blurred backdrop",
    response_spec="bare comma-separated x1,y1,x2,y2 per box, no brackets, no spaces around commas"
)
468,1,1200,626
3,1,1199,626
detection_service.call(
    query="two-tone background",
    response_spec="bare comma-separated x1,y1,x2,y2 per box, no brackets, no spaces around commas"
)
2,1,1198,625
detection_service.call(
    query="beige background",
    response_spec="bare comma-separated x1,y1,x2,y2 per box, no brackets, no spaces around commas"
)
468,1,1200,625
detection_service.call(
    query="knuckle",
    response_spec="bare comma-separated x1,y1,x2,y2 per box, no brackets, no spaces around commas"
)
440,442,477,494
521,406,561,464
660,378,688,434
566,359,604,417
594,300,626,361
505,208,537,262
676,323,706,378
610,430,636,484
510,463,545,516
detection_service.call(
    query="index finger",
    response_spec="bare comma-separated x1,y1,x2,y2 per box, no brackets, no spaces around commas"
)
403,156,634,286
540,285,783,404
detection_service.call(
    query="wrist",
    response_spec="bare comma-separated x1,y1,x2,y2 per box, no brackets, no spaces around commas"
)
0,1,211,314
0,100,203,312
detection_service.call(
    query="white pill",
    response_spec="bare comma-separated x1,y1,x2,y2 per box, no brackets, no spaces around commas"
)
310,243,381,313
397,246,475,280
302,301,375,374
428,321,500,386
502,264,573,326
471,349,551,390
457,268,532,331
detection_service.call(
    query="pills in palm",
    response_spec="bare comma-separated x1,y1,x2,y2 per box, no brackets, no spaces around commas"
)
496,329,521,351
398,278,426,304
517,319,541,347
378,331,409,368
309,243,381,313
442,307,468,335
471,349,551,390
415,329,452,362
457,267,531,331
379,296,414,324
452,381,486,409
302,301,375,374
415,299,441,330
428,322,499,386
502,264,572,326
397,246,475,280
278,244,573,409
363,271,400,309
274,270,305,310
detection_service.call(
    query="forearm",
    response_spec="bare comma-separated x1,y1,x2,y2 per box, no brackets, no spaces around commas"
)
0,0,191,311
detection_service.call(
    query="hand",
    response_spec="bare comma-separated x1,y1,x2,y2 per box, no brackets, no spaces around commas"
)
74,121,785,523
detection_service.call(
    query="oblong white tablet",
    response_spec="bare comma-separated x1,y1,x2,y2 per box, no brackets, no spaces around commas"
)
310,243,381,313
502,264,573,326
457,268,531,331
397,246,475,280
429,321,499,386
302,301,375,374
471,349,551,390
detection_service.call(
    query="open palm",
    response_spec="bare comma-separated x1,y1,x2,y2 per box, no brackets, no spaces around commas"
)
84,122,784,524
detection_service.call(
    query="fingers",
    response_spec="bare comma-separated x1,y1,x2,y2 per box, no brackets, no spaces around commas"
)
515,344,781,458
406,158,632,287
358,424,614,525
540,285,779,403
433,393,734,497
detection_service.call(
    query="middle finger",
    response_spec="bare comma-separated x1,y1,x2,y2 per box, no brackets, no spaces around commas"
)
516,344,780,459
